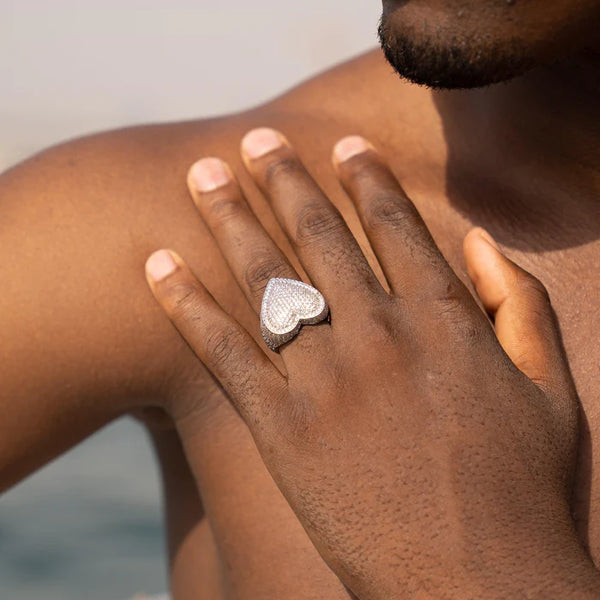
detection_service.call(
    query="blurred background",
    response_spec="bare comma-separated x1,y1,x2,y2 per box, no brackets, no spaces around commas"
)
0,1,379,598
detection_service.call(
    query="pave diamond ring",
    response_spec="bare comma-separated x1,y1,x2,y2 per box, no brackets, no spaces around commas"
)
260,278,329,351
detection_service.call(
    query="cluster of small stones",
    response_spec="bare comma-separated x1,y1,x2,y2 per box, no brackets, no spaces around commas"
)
260,278,329,351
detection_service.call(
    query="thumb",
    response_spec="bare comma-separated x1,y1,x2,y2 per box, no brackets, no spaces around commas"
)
463,227,576,403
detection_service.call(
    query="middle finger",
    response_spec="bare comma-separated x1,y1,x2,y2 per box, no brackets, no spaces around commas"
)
240,127,385,318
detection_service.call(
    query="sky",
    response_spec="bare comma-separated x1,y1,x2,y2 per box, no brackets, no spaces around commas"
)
1,1,380,171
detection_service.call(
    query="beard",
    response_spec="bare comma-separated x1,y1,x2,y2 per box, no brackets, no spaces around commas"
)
377,15,536,89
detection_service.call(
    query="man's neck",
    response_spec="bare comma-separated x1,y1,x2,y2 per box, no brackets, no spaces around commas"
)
430,51,600,251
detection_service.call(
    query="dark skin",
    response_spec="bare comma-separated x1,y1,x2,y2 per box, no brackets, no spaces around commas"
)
1,0,600,595
146,128,600,597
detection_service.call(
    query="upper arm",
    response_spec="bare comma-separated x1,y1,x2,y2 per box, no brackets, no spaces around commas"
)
0,120,249,489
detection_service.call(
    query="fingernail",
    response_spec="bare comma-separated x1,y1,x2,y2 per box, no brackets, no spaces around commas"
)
242,127,286,159
146,249,178,282
478,228,500,251
333,135,372,163
189,157,231,192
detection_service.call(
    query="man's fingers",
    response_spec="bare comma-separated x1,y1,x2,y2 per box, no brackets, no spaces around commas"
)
240,128,385,316
186,157,334,364
186,157,299,315
333,135,462,301
145,249,286,423
463,228,576,401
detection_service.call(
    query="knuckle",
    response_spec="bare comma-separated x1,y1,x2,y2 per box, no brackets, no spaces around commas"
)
244,256,291,297
364,194,415,231
263,156,303,187
163,281,204,320
341,154,373,186
206,193,243,225
517,270,551,304
295,203,345,246
204,326,243,367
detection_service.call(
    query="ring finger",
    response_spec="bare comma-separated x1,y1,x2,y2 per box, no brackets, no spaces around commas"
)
187,156,332,359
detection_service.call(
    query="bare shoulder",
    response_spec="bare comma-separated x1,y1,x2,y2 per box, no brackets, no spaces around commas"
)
0,48,415,204
0,49,432,365
0,49,415,420
0,47,416,318
0,48,436,486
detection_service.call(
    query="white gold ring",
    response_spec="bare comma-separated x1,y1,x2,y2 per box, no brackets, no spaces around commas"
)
260,278,329,351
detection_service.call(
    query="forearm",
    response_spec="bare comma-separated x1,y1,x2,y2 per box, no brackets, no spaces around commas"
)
150,426,223,600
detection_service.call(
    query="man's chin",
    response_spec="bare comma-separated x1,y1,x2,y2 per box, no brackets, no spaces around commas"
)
377,18,535,90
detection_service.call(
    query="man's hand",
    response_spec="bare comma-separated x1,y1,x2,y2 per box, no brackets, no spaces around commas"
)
145,128,600,599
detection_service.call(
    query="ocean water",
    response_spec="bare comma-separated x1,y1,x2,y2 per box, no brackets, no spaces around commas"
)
0,418,167,600
1,5,381,599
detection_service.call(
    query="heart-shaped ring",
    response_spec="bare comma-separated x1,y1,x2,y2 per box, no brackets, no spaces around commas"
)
260,278,329,351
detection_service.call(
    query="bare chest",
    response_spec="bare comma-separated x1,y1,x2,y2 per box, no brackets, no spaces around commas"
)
426,200,600,558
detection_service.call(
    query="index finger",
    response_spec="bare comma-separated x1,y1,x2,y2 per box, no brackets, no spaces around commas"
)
333,136,462,301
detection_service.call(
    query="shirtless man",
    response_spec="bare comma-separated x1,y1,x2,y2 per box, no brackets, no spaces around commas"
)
1,0,599,598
